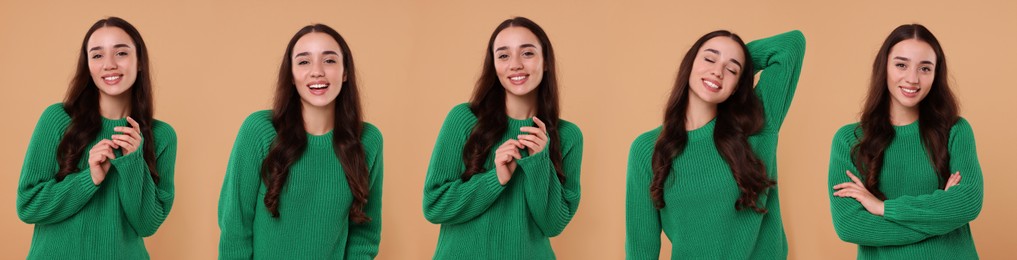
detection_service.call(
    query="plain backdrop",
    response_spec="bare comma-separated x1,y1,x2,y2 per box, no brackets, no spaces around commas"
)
2,1,1014,259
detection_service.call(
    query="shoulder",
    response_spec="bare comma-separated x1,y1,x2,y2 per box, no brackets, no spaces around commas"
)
443,103,478,124
556,118,583,144
833,122,862,146
149,119,178,151
38,103,72,128
360,122,384,151
236,110,278,146
630,126,663,157
949,117,976,142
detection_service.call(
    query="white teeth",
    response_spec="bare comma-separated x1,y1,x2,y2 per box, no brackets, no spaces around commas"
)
704,80,719,89
901,87,918,93
309,84,328,89
510,76,526,81
104,76,120,81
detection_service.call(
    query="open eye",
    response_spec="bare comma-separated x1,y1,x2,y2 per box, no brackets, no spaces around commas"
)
116,51,129,56
324,58,338,64
920,66,933,72
895,63,907,69
497,53,509,59
522,51,536,58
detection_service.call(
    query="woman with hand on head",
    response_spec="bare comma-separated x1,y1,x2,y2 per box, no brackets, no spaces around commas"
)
218,24,383,259
16,17,177,259
422,17,583,260
828,24,982,259
625,29,805,259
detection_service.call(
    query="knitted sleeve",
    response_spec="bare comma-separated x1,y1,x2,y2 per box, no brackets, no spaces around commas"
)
882,118,983,235
625,129,663,259
516,120,583,237
17,103,101,224
828,124,934,246
747,30,806,133
422,104,507,224
344,123,384,259
218,111,275,259
111,120,177,237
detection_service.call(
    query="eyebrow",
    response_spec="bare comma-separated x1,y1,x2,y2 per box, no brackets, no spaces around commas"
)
293,50,341,58
894,56,935,65
88,44,132,52
495,43,538,52
704,48,743,68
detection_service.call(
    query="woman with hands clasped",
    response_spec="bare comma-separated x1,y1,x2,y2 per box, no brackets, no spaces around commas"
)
17,17,177,259
422,16,584,260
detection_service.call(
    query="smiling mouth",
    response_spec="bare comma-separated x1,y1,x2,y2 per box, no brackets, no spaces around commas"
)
702,79,721,90
102,74,123,85
508,74,529,85
309,83,329,89
900,86,919,94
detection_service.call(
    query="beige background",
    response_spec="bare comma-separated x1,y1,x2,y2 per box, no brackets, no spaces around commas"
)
2,1,1015,259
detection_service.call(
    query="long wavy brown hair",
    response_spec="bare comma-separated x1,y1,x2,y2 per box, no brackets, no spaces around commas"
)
852,24,958,200
461,17,565,184
260,24,371,224
56,17,160,184
651,30,774,213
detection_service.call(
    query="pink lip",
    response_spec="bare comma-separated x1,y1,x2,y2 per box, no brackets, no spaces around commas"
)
307,80,330,96
101,73,123,86
899,86,919,98
702,78,721,93
507,73,529,85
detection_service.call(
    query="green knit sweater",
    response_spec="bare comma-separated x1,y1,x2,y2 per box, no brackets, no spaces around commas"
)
626,30,805,259
218,110,383,259
422,103,584,259
17,103,177,259
828,118,983,259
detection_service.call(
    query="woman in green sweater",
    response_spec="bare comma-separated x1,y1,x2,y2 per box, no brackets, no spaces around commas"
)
218,24,383,259
16,17,177,259
828,24,982,259
626,30,805,259
422,17,583,259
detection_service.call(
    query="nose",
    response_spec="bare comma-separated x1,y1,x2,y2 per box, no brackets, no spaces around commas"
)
904,68,919,85
509,56,523,71
103,55,118,71
310,61,325,78
710,64,724,80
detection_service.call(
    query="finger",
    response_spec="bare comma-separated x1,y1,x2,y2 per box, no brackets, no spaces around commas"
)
845,170,864,186
127,116,141,130
533,117,547,133
518,138,539,152
519,127,548,141
506,139,524,149
113,140,135,152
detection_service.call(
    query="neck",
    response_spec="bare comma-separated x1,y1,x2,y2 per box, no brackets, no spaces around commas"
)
302,102,335,135
505,91,538,120
99,91,131,119
684,96,717,130
889,102,919,126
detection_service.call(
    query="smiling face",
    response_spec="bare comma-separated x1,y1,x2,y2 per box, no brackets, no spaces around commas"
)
291,32,346,109
687,36,745,106
492,26,545,98
87,26,138,98
886,38,936,111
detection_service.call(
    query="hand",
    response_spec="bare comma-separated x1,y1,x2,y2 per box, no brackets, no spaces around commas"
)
88,139,117,185
833,170,885,216
517,117,549,155
494,139,523,185
944,172,961,191
112,117,143,156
